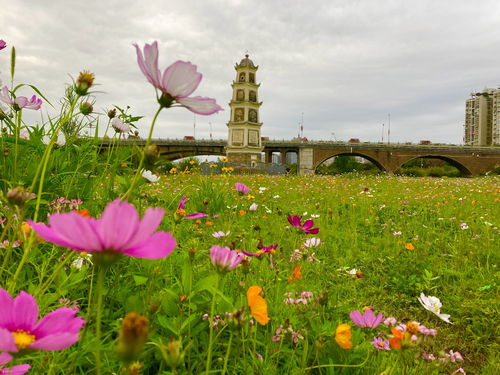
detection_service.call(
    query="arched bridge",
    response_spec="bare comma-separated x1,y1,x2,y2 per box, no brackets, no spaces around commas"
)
109,139,500,176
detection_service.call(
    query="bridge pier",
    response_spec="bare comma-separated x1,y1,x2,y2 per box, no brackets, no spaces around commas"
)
299,148,315,175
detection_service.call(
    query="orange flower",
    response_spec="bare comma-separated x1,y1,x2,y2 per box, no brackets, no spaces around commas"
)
239,210,246,216
389,328,404,349
405,243,414,251
334,324,352,350
77,209,91,218
247,286,270,326
205,221,213,226
288,265,302,283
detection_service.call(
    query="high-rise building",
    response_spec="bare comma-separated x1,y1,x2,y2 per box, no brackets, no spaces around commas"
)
226,54,263,164
464,88,500,146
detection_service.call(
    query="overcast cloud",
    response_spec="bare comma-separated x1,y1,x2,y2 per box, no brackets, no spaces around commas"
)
1,0,499,144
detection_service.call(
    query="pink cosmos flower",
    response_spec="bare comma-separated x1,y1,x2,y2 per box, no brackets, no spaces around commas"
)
235,182,250,194
287,214,320,234
0,40,6,51
349,309,384,329
370,336,390,350
27,199,176,260
0,86,42,110
212,230,230,238
453,368,466,374
0,289,85,353
176,196,208,219
210,245,243,272
0,352,30,375
242,244,278,257
134,41,222,115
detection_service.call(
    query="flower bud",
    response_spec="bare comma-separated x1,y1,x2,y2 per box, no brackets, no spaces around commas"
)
117,312,149,361
317,291,329,306
126,362,142,375
75,70,95,96
162,338,184,369
107,108,117,119
79,101,93,115
3,148,9,156
6,186,34,206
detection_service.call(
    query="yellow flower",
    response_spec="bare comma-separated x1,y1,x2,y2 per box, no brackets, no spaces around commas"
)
247,286,270,326
169,168,177,174
334,324,352,350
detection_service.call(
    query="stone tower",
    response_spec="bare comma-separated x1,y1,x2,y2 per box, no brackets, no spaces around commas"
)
226,54,263,164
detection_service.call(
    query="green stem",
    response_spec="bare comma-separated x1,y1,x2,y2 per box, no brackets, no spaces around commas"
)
121,106,162,200
13,110,21,182
205,273,220,374
34,250,72,298
95,266,106,375
221,331,233,375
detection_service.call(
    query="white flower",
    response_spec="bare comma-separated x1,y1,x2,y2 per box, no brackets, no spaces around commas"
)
212,230,230,238
111,117,130,133
273,195,280,199
460,223,468,230
418,293,452,324
19,128,30,140
249,203,258,211
142,169,159,182
72,253,93,269
42,132,66,147
304,238,321,247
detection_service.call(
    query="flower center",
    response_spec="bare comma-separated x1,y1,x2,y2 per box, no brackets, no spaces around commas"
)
378,342,386,347
176,209,186,217
13,329,36,349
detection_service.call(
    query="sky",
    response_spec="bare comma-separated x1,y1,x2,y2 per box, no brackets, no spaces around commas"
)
1,0,500,144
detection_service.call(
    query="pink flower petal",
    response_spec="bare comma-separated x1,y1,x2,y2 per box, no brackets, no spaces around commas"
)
128,207,164,247
134,42,162,89
97,199,140,251
177,196,187,210
13,97,28,108
177,96,223,115
12,291,38,331
349,310,364,327
48,213,103,251
33,307,85,338
30,332,81,351
0,289,13,327
0,328,17,352
5,364,31,375
26,221,81,250
302,219,314,230
123,231,176,259
161,61,202,98
184,212,208,219
0,351,13,364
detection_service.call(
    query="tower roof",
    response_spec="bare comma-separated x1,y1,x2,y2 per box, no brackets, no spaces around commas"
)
237,54,256,68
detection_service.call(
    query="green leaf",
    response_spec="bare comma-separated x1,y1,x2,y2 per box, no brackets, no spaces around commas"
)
133,274,148,286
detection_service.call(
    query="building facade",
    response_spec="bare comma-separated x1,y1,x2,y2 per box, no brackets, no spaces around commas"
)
226,54,264,164
464,88,500,146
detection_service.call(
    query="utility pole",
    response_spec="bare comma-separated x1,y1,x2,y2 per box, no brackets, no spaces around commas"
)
193,114,196,139
209,122,212,140
381,123,385,143
388,113,391,144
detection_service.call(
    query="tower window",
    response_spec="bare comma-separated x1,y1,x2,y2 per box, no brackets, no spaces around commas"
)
236,89,244,101
249,73,255,83
249,109,258,123
249,91,256,102
239,73,246,82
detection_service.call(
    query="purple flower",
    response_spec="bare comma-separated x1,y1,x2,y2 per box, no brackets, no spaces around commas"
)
28,199,176,261
241,244,278,257
176,196,208,220
0,352,30,374
383,317,397,326
134,41,222,115
0,289,85,353
287,214,320,234
235,182,250,194
210,245,243,272
370,336,390,350
0,86,42,111
349,309,384,329
0,40,6,51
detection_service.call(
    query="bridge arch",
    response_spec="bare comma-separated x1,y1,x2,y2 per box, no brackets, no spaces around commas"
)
314,152,388,173
396,155,472,176
159,149,226,161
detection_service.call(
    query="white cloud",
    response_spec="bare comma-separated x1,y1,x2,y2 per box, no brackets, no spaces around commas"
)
1,0,500,144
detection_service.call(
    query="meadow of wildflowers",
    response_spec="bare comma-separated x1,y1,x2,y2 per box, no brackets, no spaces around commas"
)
0,39,499,374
